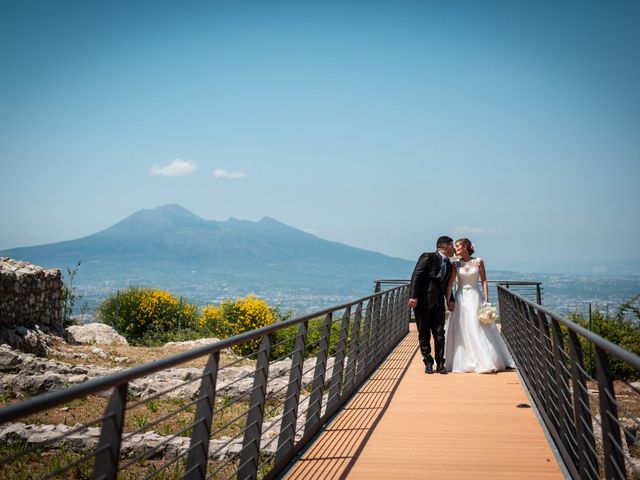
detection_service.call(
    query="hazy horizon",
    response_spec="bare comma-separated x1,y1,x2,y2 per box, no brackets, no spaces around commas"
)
2,2,639,273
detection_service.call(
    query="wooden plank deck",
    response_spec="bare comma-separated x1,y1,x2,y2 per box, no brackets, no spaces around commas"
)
283,325,564,479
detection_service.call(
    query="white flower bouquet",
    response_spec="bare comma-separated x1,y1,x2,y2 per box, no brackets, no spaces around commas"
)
478,304,498,324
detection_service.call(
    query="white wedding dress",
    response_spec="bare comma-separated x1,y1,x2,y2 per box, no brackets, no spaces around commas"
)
444,258,515,373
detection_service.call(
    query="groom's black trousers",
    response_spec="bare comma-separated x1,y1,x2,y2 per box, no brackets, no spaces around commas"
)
413,303,446,366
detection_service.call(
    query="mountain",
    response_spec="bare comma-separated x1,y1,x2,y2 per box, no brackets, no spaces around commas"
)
0,205,414,311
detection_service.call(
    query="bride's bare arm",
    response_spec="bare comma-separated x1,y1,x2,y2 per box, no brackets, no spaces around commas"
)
478,258,489,303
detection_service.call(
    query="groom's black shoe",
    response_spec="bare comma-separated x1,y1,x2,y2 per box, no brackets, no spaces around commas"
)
437,363,447,374
424,364,434,374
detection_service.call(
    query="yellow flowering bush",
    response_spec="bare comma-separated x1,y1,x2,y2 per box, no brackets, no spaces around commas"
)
201,294,275,356
97,287,198,343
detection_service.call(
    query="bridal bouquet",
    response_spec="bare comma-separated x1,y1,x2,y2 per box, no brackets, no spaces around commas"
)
478,304,498,324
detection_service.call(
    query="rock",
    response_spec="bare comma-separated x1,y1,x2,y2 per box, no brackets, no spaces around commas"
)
68,374,88,384
0,325,61,356
67,323,128,346
0,422,100,451
0,344,114,395
113,356,129,363
90,347,108,359
13,372,67,395
0,344,23,372
120,431,190,460
0,421,279,461
163,338,220,349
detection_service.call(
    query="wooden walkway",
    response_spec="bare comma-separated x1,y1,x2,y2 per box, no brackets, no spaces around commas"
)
284,325,565,479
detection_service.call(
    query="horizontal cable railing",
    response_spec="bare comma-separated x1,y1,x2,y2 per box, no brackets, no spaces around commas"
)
498,285,640,480
0,285,411,480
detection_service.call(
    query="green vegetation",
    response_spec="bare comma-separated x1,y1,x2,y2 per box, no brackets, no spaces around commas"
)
95,287,198,345
569,294,640,380
61,260,88,327
94,287,353,361
199,294,276,356
270,315,346,361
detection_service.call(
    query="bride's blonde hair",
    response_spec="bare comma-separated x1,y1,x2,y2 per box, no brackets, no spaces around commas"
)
456,238,475,256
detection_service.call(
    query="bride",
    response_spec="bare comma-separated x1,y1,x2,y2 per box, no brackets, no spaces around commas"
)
444,238,515,373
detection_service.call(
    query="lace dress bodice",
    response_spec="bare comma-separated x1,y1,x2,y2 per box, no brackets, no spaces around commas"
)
455,258,481,291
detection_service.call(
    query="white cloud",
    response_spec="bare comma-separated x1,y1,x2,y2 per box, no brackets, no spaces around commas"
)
453,225,486,234
213,169,247,179
149,159,197,177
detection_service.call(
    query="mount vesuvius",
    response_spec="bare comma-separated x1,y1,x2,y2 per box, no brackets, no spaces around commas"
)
1,205,414,311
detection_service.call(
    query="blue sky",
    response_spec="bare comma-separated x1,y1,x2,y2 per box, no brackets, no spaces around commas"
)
1,1,639,272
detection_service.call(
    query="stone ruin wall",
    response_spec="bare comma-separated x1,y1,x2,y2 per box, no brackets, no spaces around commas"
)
0,257,63,329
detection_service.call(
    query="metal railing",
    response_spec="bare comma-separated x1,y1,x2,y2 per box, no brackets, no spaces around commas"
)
498,285,640,480
375,279,543,306
0,284,411,479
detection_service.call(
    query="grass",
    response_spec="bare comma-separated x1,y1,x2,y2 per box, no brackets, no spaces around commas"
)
0,442,238,479
0,390,278,478
0,393,263,439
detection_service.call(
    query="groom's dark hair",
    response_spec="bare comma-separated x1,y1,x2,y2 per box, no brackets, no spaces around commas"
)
436,236,453,248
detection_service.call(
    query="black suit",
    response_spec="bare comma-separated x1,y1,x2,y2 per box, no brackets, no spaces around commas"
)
409,251,453,367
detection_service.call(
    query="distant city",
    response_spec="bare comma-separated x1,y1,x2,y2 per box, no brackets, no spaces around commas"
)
69,271,640,322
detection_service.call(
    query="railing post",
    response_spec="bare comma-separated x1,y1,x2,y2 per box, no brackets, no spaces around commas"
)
526,303,548,412
328,306,351,410
498,287,514,347
366,296,382,375
238,335,272,480
376,292,389,362
533,308,553,417
392,289,403,345
550,318,579,477
567,330,599,479
92,383,128,480
184,351,220,480
304,313,333,437
275,321,308,468
389,289,398,344
513,296,534,380
504,289,521,358
404,286,411,336
500,288,517,361
356,299,373,383
343,302,362,398
536,283,542,305
594,346,627,479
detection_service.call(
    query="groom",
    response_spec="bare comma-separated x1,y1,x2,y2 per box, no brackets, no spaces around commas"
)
408,236,455,374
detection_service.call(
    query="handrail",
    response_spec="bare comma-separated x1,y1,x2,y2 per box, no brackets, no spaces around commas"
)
375,278,544,304
0,284,411,479
498,285,640,480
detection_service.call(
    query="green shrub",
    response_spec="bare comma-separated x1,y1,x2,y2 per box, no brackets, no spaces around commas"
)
568,296,640,381
200,294,275,356
96,287,198,344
